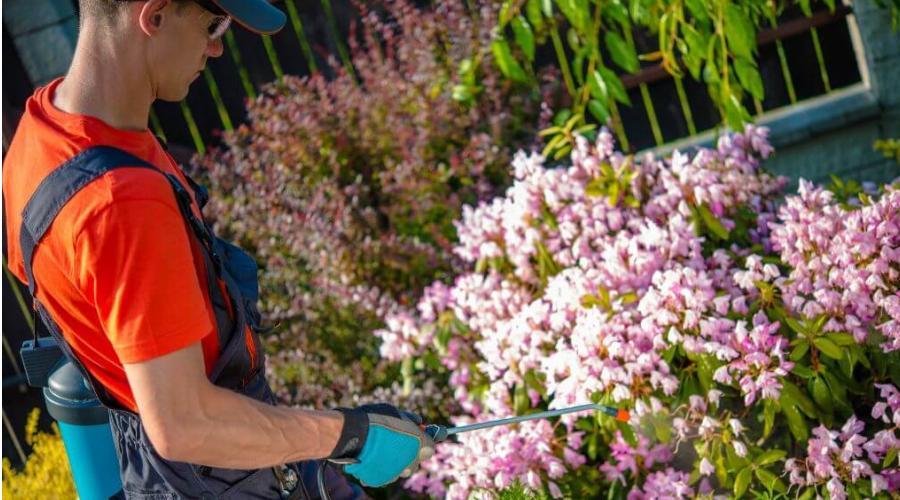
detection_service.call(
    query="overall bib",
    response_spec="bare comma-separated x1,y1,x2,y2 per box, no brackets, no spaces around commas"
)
19,146,362,499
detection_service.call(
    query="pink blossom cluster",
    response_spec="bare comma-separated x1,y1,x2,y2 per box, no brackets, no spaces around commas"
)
391,126,794,496
705,311,794,406
405,419,576,500
599,430,673,485
769,181,900,347
785,384,900,498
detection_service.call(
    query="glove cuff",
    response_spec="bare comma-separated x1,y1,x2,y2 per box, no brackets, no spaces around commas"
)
329,408,368,459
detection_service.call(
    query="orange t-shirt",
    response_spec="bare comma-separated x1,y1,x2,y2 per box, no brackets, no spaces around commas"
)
3,78,221,412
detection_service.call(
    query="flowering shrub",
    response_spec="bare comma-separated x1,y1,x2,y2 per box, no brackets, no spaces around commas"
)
194,0,550,409
377,126,900,498
2,409,75,498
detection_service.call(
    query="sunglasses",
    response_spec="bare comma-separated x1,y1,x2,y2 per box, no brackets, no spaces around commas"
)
114,0,232,40
191,0,232,40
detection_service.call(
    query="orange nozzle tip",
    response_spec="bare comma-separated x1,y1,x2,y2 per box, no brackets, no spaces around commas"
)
615,409,630,422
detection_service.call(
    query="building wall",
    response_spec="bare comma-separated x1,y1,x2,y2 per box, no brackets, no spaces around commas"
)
762,0,900,185
3,0,78,86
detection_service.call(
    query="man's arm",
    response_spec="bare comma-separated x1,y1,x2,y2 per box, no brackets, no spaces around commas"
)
124,340,344,469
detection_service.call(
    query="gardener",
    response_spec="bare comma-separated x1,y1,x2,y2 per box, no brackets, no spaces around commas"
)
3,0,434,498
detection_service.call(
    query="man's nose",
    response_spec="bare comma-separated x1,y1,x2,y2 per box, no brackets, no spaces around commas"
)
206,38,224,58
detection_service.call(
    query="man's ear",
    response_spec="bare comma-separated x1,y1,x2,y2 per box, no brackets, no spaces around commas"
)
137,0,172,36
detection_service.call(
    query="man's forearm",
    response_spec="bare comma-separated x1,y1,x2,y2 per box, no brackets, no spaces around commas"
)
159,383,344,469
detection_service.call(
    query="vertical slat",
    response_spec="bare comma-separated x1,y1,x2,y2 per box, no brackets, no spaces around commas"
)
753,99,764,116
320,0,355,78
179,101,206,155
608,101,631,153
3,335,23,376
284,0,319,74
149,108,167,142
810,27,831,92
774,38,797,104
262,35,285,80
203,68,234,131
673,76,697,136
4,262,34,333
3,411,27,465
639,84,664,146
224,30,257,100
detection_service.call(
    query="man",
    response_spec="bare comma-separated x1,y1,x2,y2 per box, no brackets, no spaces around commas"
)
3,1,433,498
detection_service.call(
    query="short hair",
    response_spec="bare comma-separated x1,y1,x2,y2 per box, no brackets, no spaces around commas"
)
77,0,192,21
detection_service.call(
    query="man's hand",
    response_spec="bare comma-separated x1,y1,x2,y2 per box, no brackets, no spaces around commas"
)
330,403,435,487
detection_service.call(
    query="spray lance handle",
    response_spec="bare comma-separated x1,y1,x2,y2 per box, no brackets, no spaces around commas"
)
421,404,629,444
424,424,449,443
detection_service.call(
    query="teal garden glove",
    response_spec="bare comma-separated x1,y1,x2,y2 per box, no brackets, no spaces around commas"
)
330,403,435,487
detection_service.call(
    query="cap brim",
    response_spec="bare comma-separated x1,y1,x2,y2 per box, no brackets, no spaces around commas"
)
212,0,286,35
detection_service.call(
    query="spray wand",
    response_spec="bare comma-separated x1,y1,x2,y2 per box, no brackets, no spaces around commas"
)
422,403,630,442
317,403,630,498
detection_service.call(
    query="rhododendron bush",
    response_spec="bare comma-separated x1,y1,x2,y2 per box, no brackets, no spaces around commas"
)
376,126,900,499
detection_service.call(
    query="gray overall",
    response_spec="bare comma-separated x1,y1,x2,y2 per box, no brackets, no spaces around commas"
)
19,146,363,499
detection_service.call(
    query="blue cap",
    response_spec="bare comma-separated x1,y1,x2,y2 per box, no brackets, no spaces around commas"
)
210,0,286,35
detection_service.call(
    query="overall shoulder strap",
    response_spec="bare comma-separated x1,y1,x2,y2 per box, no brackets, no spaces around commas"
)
21,146,248,385
20,146,159,297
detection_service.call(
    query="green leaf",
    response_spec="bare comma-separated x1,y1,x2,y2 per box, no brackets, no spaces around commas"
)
605,31,640,73
884,447,898,468
756,449,786,466
585,178,605,197
723,93,750,130
557,0,589,31
685,0,709,23
514,382,529,414
618,420,637,446
799,488,815,500
646,413,673,444
491,39,528,83
589,70,609,101
755,468,787,493
856,347,871,369
790,341,810,362
698,203,730,240
826,332,856,346
553,108,573,127
608,181,621,207
603,2,630,29
821,370,851,411
813,337,843,360
724,4,756,59
782,401,810,441
784,317,808,335
763,399,776,438
552,144,572,160
734,467,752,498
511,16,536,62
799,0,812,17
525,0,544,32
811,376,834,415
734,58,764,101
541,0,553,16
588,99,609,123
598,67,631,105
782,380,817,418
791,363,814,379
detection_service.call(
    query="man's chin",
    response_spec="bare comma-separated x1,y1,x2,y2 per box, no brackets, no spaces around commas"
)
156,85,192,103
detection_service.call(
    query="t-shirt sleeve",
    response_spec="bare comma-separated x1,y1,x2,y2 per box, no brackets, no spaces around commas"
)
74,194,215,364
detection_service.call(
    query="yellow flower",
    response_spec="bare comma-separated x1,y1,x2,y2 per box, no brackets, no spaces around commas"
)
2,409,75,499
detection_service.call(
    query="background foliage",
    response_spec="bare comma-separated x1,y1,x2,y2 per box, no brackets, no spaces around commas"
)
194,0,552,411
1,410,74,499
